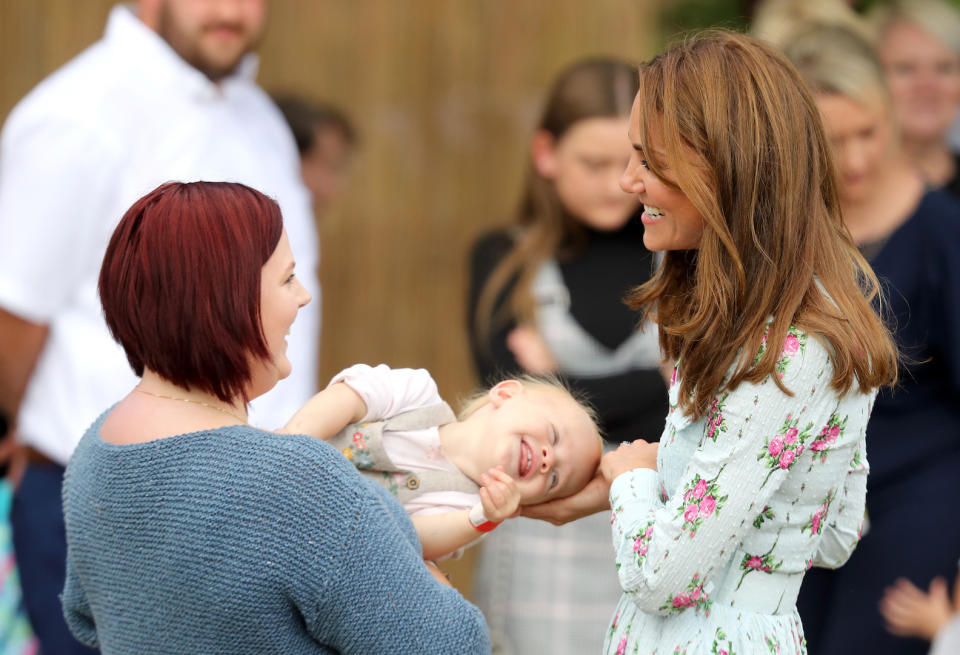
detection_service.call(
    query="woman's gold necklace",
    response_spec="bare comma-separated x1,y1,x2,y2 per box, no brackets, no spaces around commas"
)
134,388,247,423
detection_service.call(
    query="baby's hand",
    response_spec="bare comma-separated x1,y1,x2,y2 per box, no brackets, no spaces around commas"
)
479,467,521,523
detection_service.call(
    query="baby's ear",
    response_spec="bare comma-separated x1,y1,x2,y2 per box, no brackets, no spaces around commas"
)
488,379,524,407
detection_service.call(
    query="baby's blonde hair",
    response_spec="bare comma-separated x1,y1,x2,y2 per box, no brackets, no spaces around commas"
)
458,374,603,448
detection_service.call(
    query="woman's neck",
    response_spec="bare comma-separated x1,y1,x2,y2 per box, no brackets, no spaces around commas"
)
841,157,925,246
902,137,955,187
137,370,248,424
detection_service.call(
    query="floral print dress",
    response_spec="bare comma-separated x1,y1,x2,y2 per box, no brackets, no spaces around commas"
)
604,328,875,654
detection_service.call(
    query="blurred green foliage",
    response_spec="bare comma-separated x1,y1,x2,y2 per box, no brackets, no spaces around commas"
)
659,0,750,40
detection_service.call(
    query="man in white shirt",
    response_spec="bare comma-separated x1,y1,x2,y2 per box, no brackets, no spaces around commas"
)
0,2,319,651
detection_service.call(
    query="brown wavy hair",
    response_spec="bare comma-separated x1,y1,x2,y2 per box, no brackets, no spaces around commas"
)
473,58,638,347
627,30,898,420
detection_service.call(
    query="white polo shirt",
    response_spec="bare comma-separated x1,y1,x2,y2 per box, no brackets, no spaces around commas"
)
0,5,319,464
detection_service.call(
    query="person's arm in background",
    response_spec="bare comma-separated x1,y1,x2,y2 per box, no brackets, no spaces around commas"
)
0,103,123,463
0,310,48,427
0,310,47,479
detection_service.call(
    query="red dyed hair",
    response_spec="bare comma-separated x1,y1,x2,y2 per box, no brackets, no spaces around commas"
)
99,181,283,403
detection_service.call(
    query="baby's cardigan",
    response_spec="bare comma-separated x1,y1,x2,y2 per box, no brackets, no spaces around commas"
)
62,417,490,654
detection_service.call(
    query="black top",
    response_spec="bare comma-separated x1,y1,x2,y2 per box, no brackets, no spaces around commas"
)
467,215,669,444
862,188,960,501
946,152,960,200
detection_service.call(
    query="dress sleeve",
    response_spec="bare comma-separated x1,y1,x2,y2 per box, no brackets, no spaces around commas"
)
62,556,99,648
609,336,835,615
303,481,490,653
812,434,868,569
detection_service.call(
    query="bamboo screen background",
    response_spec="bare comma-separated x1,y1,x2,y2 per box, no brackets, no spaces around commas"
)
0,0,658,593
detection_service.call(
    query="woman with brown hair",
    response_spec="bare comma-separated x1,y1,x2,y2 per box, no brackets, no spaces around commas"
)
534,30,897,653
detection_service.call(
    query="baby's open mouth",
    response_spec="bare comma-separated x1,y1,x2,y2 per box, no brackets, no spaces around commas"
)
519,440,534,478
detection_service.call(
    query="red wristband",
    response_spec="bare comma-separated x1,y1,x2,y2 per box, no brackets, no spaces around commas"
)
469,503,502,532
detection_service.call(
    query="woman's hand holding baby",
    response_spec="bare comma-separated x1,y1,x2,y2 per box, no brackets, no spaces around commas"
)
600,439,658,482
479,467,522,523
521,471,611,525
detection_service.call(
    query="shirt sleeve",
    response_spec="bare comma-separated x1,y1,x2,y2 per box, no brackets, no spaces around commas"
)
0,110,123,322
61,556,99,648
609,338,835,615
329,363,444,423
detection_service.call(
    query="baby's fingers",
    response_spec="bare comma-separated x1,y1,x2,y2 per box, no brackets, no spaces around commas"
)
481,478,509,506
485,466,516,486
479,486,510,522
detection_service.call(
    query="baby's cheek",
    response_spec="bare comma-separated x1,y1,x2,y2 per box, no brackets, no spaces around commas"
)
519,483,549,506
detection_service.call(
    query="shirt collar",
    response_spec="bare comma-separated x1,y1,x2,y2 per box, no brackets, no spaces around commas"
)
104,4,260,100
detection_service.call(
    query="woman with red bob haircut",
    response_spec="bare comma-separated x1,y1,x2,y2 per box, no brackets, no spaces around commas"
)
60,181,490,654
100,181,286,406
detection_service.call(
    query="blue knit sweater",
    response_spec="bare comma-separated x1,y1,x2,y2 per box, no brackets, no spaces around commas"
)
62,412,490,654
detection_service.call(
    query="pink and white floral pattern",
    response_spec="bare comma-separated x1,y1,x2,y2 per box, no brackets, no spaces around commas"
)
705,394,729,442
802,490,835,536
757,414,812,486
604,325,875,655
736,539,783,590
809,414,847,464
659,573,712,616
677,471,728,538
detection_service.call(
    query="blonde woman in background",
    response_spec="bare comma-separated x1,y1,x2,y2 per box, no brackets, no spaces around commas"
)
867,0,960,196
751,0,873,47
781,21,960,655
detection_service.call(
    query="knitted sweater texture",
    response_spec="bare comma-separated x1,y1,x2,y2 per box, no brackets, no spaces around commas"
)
62,413,490,654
